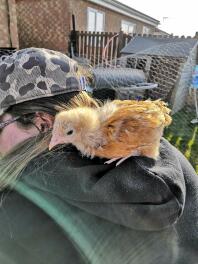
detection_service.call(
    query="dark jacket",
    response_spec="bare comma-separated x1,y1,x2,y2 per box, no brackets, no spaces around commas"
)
0,138,197,264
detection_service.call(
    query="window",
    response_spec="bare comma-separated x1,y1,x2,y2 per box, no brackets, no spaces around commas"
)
142,26,151,34
121,21,136,34
87,8,104,32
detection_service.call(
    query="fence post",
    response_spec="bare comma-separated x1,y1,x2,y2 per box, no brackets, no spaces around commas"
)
69,14,78,57
117,31,125,58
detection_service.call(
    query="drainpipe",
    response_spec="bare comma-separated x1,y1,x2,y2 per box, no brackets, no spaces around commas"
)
5,0,12,47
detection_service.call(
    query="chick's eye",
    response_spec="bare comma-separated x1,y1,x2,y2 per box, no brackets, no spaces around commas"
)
67,130,73,135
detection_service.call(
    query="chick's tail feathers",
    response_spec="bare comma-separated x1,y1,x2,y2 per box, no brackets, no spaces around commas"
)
153,100,172,127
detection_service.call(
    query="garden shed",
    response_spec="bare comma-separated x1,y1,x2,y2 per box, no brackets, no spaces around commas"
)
120,36,198,113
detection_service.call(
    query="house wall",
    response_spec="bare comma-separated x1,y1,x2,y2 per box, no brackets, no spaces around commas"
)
15,0,70,52
14,0,156,53
0,0,19,48
69,0,156,34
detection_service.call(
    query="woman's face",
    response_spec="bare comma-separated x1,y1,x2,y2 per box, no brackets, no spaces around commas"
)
0,113,39,156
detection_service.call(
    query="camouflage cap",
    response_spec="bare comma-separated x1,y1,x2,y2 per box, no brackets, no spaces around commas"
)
0,47,83,115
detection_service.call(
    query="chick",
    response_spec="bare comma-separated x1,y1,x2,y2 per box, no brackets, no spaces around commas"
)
49,98,172,165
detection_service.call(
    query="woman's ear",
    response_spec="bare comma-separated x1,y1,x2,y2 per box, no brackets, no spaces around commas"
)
34,112,54,132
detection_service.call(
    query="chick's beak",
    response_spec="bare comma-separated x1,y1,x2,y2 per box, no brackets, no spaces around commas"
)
49,134,66,150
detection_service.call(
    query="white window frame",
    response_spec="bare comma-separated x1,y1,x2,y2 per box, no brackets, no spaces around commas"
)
87,7,105,32
142,26,151,34
121,20,136,34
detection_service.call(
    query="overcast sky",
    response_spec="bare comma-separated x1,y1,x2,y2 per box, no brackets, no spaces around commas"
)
118,0,197,37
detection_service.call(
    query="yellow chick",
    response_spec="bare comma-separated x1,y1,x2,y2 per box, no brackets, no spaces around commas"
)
49,98,172,165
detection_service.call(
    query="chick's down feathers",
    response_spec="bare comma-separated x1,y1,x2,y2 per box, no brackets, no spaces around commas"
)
49,97,172,164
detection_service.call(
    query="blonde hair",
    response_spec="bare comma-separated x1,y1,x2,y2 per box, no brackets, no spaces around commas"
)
0,91,100,190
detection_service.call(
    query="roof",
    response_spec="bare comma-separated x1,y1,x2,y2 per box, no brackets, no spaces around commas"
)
121,36,198,57
154,28,170,35
88,0,159,27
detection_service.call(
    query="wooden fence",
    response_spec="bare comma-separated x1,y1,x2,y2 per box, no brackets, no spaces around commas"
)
74,31,132,66
70,30,198,67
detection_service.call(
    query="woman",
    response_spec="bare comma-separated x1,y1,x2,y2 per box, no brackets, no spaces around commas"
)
0,48,197,264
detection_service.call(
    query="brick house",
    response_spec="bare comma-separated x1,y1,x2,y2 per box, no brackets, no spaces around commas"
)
0,0,18,48
0,0,159,52
70,0,159,34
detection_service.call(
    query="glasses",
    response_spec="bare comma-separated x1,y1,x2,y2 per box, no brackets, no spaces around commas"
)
0,115,48,134
0,114,52,134
0,116,21,131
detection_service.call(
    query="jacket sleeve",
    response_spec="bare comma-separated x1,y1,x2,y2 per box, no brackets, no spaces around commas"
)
19,138,188,231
